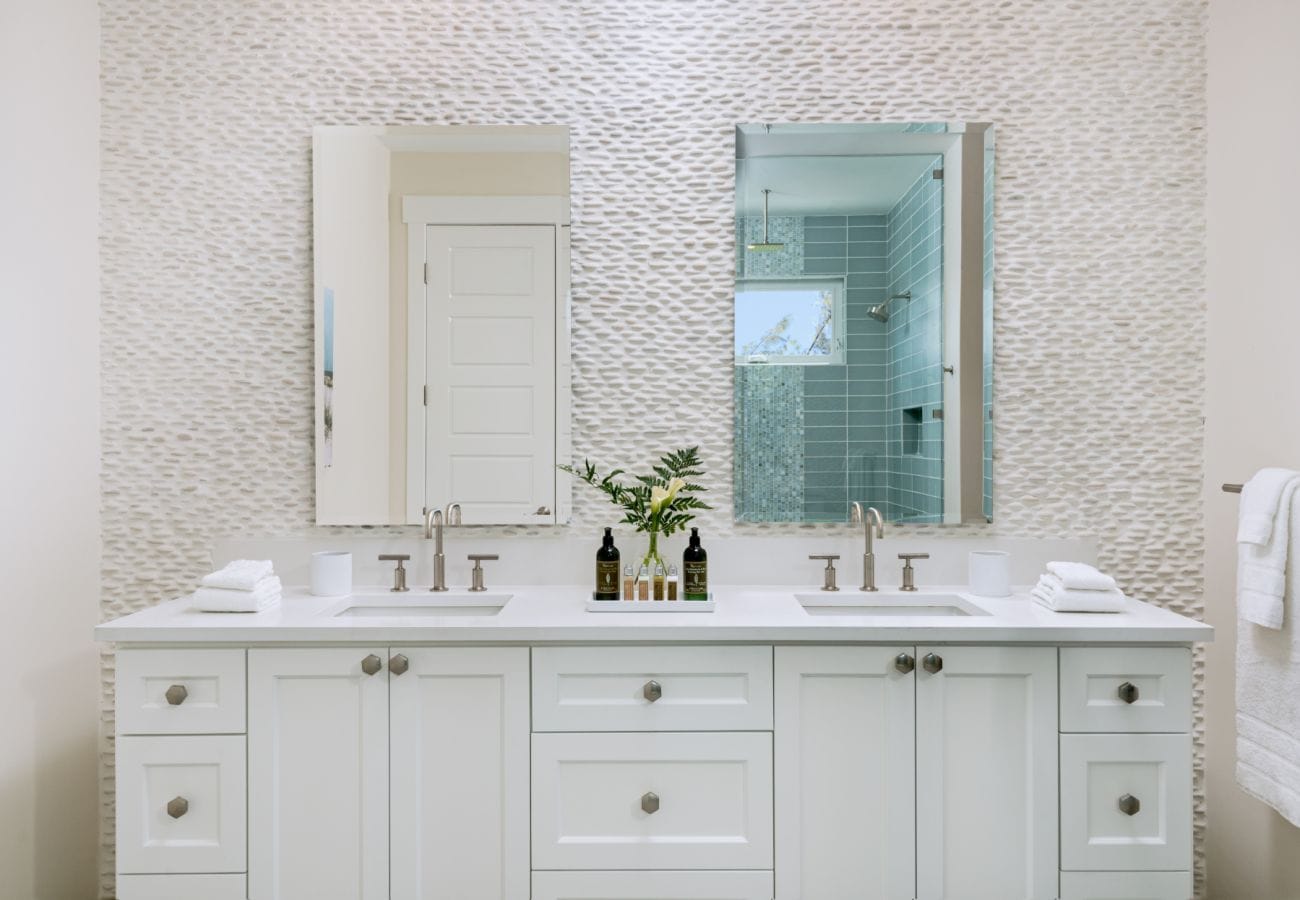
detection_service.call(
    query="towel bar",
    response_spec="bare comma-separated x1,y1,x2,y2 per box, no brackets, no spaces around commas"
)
1222,483,1243,494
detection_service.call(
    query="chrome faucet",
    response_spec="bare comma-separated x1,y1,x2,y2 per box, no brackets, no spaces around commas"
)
850,501,885,592
423,502,462,591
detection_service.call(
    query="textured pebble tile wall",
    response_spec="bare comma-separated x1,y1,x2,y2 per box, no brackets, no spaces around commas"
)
99,1,1208,894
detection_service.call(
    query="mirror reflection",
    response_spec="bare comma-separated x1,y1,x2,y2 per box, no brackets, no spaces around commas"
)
313,125,571,526
734,123,993,525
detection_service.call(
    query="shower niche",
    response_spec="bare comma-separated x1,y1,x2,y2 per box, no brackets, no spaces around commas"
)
733,123,994,525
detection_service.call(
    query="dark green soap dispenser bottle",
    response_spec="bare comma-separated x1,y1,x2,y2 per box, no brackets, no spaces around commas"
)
682,527,708,601
595,527,621,600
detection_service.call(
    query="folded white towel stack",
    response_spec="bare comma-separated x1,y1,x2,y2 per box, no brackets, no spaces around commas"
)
1032,563,1126,613
200,558,274,591
1237,468,1300,629
1045,560,1119,592
193,561,282,613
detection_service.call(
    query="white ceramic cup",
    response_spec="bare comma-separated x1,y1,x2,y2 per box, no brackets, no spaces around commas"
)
311,550,353,597
968,550,1011,597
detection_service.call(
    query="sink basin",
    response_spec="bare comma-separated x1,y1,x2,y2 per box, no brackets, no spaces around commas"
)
333,592,512,618
795,593,988,617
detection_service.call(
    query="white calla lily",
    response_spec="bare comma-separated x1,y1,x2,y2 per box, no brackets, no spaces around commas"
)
650,485,670,513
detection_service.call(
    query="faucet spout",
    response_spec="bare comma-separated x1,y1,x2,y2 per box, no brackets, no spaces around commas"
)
851,501,885,592
423,503,461,592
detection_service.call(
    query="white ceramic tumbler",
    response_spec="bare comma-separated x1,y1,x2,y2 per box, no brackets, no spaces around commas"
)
968,550,1011,597
311,550,353,597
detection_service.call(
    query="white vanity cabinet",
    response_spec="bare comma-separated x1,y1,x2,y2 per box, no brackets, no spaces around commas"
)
111,636,1198,900
246,646,529,900
775,645,1059,900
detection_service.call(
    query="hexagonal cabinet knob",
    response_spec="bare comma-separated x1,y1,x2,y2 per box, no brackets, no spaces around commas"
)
894,653,915,674
640,791,660,814
361,654,383,676
1117,681,1139,704
643,680,662,703
389,654,409,676
1118,793,1141,816
166,796,189,819
164,684,188,706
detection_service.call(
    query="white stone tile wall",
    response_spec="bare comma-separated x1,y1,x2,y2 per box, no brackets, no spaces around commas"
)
99,1,1208,894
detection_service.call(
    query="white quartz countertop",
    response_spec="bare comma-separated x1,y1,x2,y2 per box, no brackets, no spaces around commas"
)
95,584,1213,645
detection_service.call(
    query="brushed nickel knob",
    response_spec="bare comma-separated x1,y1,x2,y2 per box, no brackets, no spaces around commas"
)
894,653,915,674
643,680,662,702
1118,793,1140,816
641,791,660,814
389,654,409,676
361,654,382,676
922,652,943,674
165,684,188,706
166,796,189,819
1117,682,1139,704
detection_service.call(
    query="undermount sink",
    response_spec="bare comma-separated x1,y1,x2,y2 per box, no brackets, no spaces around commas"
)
796,592,988,617
333,592,512,618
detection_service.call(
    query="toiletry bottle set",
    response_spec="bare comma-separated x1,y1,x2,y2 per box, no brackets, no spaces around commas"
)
595,529,708,601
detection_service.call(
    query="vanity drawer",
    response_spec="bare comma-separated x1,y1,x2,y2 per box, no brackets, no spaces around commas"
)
532,732,773,871
116,874,247,900
116,648,246,735
116,735,247,874
532,870,775,899
1060,647,1191,733
532,645,773,732
1060,733,1192,872
1059,871,1192,899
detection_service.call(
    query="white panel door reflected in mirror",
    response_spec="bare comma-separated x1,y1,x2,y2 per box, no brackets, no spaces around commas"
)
734,123,993,526
313,125,571,526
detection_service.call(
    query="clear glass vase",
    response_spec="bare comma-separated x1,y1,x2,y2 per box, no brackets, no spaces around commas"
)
636,530,667,600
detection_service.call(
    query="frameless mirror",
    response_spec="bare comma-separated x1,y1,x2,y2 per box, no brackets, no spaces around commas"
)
734,123,993,525
313,125,571,526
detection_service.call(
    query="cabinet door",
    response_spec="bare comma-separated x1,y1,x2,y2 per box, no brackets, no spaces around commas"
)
248,648,389,900
774,646,915,900
916,646,1058,900
390,647,529,900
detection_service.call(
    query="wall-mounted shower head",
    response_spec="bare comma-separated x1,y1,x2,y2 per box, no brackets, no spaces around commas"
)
867,290,913,323
746,188,785,252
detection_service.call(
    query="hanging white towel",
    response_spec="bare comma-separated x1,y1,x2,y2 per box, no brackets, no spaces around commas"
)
1237,485,1300,827
200,559,274,591
1237,469,1300,629
192,575,282,613
1045,561,1119,592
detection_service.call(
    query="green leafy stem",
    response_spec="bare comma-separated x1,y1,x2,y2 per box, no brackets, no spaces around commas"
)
558,446,712,536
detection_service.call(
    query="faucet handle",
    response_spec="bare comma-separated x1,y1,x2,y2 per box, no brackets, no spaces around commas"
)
809,554,841,592
378,554,410,593
898,553,929,592
467,554,498,592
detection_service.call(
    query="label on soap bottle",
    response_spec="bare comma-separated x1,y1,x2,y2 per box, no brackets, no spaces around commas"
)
596,561,620,600
683,561,708,600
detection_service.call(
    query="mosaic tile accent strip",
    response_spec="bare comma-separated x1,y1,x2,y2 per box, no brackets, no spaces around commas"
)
99,1,1208,894
734,365,805,521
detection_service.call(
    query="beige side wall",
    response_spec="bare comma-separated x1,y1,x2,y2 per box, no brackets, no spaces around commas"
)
1204,1,1300,896
0,0,102,897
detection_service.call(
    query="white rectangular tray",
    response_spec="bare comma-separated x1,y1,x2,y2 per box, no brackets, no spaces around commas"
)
586,592,715,612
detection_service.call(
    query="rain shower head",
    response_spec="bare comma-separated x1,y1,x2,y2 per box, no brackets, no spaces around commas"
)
746,188,785,252
867,291,913,323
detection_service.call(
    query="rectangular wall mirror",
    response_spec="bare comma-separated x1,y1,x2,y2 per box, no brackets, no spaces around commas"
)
734,123,994,525
313,125,571,525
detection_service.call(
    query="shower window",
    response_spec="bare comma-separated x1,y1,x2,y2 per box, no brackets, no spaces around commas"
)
734,278,845,365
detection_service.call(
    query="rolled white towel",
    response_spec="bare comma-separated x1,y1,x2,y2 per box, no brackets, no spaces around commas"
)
1032,574,1126,613
1045,561,1118,592
193,575,282,613
200,559,274,591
